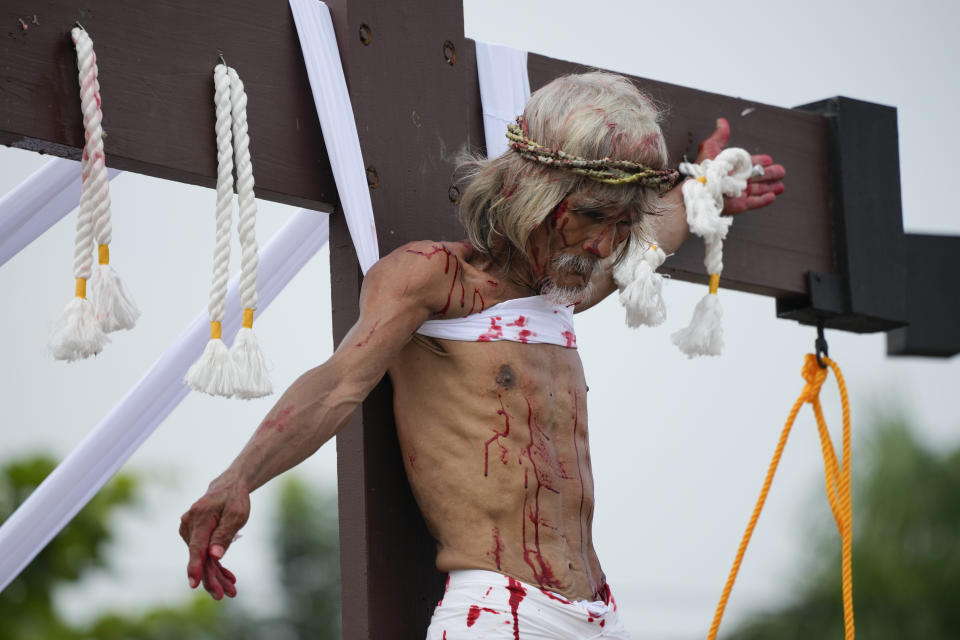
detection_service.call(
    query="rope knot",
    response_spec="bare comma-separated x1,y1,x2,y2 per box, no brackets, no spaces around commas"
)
800,353,828,402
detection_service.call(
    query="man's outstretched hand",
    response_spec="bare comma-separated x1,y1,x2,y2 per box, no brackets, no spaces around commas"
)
697,117,786,214
179,476,250,600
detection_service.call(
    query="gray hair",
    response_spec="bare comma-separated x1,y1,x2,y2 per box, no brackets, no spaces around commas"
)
457,71,669,265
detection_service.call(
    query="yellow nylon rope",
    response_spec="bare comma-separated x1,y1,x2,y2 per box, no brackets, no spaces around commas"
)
707,354,854,640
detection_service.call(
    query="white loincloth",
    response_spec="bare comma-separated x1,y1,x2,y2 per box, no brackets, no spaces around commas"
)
426,569,629,639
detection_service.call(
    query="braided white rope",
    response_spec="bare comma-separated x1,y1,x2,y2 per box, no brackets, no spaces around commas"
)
613,239,668,327
186,64,271,398
185,64,238,396
72,28,141,333
227,67,271,399
50,27,108,361
671,148,758,357
229,68,259,313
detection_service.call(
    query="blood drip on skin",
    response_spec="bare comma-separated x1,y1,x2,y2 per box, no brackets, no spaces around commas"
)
520,398,560,587
483,396,511,476
489,526,504,570
405,244,463,316
259,406,294,434
538,588,573,605
466,605,500,627
355,319,380,347
477,316,504,342
551,201,574,247
570,389,590,585
507,577,527,640
468,289,486,314
487,279,500,287
562,330,577,349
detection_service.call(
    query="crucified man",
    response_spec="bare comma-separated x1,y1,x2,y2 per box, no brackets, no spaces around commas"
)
179,71,785,639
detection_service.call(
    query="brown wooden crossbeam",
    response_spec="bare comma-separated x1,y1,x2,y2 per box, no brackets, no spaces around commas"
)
3,0,958,637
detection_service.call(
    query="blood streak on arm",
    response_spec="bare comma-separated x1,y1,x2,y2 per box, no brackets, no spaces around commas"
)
489,526,504,570
257,405,295,434
403,244,462,316
354,319,381,347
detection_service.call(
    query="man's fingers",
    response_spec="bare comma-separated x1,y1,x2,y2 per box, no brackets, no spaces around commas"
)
216,560,237,584
745,193,777,209
203,556,225,601
746,181,785,197
696,118,731,162
208,505,248,560
185,512,218,589
751,163,786,183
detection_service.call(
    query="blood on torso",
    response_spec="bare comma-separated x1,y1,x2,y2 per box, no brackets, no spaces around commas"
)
386,241,605,601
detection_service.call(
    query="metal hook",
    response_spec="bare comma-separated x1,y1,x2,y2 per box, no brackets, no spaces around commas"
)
74,21,86,32
815,319,829,369
218,52,227,67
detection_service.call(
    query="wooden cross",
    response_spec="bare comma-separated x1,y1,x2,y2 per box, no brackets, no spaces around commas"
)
3,0,957,636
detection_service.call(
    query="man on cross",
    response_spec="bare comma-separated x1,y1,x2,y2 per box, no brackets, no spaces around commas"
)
180,71,785,638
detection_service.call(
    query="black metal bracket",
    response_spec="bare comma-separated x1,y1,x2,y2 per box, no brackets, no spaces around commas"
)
775,96,959,356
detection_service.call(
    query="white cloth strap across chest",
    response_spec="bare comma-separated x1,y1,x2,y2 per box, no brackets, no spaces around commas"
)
417,295,577,348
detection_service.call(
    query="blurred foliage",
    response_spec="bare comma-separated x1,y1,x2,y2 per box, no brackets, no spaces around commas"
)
726,416,960,639
0,456,340,640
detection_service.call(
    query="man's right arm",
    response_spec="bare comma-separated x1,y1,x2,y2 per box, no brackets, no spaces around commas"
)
178,241,452,600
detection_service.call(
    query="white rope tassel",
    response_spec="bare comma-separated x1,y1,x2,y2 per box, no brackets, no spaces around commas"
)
50,27,109,361
73,31,140,334
227,67,272,399
672,148,757,357
613,240,667,327
186,64,237,397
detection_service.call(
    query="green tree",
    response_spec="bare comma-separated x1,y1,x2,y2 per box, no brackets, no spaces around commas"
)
726,417,960,639
0,455,139,640
0,458,341,640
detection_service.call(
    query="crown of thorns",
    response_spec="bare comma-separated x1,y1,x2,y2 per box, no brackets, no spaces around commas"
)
506,119,680,192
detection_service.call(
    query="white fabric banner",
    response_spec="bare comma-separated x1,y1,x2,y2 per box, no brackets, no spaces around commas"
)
0,157,121,268
0,209,330,592
289,0,380,274
475,41,530,160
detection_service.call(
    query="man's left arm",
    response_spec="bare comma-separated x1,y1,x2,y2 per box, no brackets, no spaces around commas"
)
577,117,786,312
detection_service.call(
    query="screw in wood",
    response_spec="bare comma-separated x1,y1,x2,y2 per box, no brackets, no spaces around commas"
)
442,41,456,66
359,24,372,46
366,166,379,189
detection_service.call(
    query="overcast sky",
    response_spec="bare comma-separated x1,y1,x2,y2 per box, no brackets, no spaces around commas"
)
2,1,959,638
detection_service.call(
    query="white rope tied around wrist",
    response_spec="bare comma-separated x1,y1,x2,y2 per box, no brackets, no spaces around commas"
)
671,147,760,357
613,239,668,327
186,63,271,398
50,26,109,361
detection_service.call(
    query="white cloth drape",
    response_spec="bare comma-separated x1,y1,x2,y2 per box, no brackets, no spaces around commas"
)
289,0,379,274
0,157,120,268
0,209,329,592
475,41,530,159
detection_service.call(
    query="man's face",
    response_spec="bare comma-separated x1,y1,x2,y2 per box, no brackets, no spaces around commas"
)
526,191,633,304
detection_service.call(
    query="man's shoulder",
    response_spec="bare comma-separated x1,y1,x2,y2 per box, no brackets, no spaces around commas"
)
362,240,476,316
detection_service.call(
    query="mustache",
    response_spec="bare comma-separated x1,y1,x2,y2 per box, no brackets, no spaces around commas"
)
551,253,600,276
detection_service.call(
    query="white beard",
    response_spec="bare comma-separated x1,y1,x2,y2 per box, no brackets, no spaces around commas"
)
538,253,599,306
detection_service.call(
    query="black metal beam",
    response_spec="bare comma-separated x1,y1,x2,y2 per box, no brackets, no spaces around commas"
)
887,233,960,357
